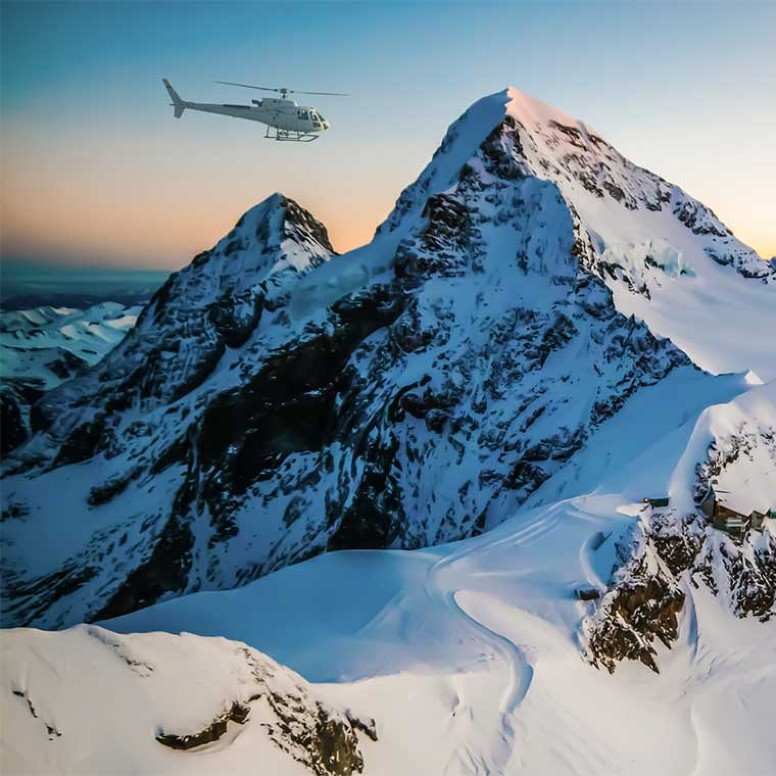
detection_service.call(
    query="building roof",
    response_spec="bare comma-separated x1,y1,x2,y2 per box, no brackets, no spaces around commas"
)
715,490,774,518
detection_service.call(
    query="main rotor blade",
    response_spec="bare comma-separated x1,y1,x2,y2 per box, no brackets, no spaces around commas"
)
214,81,349,96
292,90,350,97
214,81,280,92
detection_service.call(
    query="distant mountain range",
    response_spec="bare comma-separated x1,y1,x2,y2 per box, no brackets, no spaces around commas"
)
0,302,141,455
1,262,167,310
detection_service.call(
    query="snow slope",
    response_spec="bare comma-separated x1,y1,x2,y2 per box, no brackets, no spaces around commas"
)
103,494,774,775
1,626,376,775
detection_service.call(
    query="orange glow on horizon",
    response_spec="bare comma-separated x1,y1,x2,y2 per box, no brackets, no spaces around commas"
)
1,117,773,270
3,191,774,271
1,174,394,269
3,174,774,271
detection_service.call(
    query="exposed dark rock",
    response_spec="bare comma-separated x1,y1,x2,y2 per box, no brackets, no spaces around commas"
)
719,536,776,621
673,200,728,237
88,469,138,507
586,507,776,673
92,471,197,621
11,688,62,739
327,433,403,551
588,565,685,673
585,511,698,673
156,701,250,750
208,288,263,349
52,414,108,467
2,561,99,628
197,284,407,500
45,348,89,380
346,712,378,743
1,391,30,456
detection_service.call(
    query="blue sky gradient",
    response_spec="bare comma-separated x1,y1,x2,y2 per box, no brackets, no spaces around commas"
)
2,0,774,269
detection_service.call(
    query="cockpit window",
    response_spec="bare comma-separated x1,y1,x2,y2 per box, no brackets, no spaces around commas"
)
316,113,325,122
298,110,309,120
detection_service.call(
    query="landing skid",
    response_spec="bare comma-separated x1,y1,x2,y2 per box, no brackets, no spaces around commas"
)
265,126,319,142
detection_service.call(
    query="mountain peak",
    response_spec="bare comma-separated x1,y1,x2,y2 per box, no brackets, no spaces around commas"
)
503,86,603,146
224,193,335,268
19,193,336,441
381,84,771,282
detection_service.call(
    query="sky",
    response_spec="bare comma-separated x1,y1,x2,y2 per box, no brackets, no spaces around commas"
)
2,0,775,273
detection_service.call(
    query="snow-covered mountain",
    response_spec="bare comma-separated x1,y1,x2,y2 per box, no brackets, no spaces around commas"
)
0,302,141,455
2,85,775,775
3,89,774,632
374,88,774,378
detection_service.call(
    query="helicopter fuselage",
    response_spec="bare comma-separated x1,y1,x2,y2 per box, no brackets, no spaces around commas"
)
163,80,334,141
165,81,329,141
189,97,327,129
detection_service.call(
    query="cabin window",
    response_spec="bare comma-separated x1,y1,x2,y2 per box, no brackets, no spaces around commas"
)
298,110,309,120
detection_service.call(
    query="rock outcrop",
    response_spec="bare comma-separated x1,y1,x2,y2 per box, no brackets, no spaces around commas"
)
585,394,776,672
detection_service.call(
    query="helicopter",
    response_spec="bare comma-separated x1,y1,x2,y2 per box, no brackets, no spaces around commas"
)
162,79,347,142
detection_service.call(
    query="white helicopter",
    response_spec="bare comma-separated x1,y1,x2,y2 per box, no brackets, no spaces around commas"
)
162,79,347,142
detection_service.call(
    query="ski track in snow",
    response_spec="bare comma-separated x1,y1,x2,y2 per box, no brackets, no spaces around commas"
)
423,505,564,774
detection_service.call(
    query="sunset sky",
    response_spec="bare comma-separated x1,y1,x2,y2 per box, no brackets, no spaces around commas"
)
2,0,775,272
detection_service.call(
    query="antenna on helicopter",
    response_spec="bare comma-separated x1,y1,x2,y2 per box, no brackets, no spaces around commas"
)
214,81,350,98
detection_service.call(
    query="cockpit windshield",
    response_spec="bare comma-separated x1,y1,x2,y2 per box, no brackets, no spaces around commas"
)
315,112,325,122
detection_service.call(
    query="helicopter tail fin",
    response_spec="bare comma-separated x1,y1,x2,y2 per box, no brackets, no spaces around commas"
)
162,79,186,118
